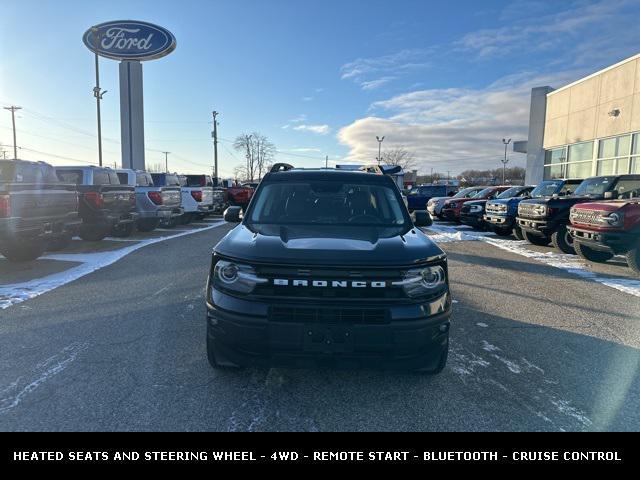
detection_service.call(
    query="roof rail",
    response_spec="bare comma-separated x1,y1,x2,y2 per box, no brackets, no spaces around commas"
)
270,163,294,173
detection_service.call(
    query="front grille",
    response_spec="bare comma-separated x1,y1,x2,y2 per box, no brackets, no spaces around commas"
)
518,203,545,218
486,203,507,214
570,209,603,226
252,266,408,300
269,306,389,325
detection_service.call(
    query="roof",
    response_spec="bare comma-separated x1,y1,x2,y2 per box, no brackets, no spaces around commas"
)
264,168,392,183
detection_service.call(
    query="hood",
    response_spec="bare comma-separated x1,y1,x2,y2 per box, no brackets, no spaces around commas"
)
214,224,445,267
572,199,639,213
465,199,488,207
520,196,591,208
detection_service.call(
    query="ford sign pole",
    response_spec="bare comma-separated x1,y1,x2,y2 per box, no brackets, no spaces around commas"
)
92,26,105,167
83,21,176,171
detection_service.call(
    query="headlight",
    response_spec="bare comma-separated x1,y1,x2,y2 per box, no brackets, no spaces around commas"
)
469,205,483,213
212,259,266,294
393,265,447,298
606,212,623,227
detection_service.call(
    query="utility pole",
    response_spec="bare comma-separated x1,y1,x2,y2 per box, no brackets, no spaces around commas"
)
91,26,107,167
376,136,385,165
430,167,433,184
4,106,22,159
212,111,219,185
325,155,328,168
502,138,512,184
163,151,170,173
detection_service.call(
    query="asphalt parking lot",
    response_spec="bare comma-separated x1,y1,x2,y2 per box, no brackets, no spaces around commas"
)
0,218,639,431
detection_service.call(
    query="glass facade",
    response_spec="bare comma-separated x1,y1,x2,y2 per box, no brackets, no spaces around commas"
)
544,133,640,180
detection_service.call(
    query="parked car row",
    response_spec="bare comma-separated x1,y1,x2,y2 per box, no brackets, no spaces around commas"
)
0,159,233,262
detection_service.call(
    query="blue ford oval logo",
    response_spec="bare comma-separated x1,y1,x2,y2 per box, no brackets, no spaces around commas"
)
83,20,176,61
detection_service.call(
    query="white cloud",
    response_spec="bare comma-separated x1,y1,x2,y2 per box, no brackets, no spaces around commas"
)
338,70,580,174
284,147,322,153
301,96,314,102
361,77,396,91
293,124,331,135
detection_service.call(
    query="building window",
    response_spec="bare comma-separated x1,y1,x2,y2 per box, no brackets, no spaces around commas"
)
543,142,594,180
597,134,631,175
631,135,640,174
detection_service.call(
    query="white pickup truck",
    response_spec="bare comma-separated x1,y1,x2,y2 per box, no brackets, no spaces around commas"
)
151,173,212,224
116,169,183,231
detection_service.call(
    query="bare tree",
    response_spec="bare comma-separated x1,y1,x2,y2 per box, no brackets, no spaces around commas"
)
233,164,248,183
233,132,276,182
382,147,416,171
147,162,165,173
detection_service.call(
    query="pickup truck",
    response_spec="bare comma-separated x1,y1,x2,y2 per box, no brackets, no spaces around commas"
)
184,175,215,218
220,179,254,209
485,180,581,238
568,186,640,274
56,166,137,241
427,186,484,219
407,185,457,212
1,159,80,261
517,174,640,254
207,164,450,373
116,169,183,231
441,186,508,223
461,186,534,231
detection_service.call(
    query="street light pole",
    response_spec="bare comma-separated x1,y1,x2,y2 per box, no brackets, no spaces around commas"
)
163,151,170,172
91,26,107,167
212,111,219,185
3,106,21,159
501,138,512,184
376,135,385,165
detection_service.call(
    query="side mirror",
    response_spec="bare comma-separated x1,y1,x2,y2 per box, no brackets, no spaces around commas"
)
223,206,242,223
413,210,433,227
604,191,619,200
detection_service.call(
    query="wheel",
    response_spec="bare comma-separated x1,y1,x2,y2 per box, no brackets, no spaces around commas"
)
523,230,550,246
136,218,160,232
494,226,513,237
574,242,613,263
0,239,46,262
47,233,72,252
625,244,640,275
513,225,525,240
180,213,193,225
79,226,107,242
416,340,449,374
207,333,243,370
111,222,135,238
551,224,575,254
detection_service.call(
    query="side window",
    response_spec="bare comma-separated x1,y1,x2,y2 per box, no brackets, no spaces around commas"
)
616,179,640,199
136,174,150,186
92,170,110,185
108,172,121,185
117,173,129,185
15,163,42,183
57,170,83,184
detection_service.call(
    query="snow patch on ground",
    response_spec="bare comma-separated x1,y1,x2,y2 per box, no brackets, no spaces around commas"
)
426,223,640,298
0,221,225,310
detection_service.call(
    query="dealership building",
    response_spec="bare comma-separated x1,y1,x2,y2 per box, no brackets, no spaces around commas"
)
523,53,640,185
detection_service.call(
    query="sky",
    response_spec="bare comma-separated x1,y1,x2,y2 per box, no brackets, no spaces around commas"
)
2,0,640,178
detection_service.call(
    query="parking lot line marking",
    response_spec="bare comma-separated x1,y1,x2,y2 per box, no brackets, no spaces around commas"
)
425,223,640,298
0,221,227,310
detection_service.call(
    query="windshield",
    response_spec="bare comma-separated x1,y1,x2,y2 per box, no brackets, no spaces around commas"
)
473,188,494,198
530,181,563,197
247,181,409,227
497,187,522,199
453,187,480,198
574,177,617,197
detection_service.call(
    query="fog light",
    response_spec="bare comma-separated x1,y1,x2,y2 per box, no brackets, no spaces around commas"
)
439,323,449,333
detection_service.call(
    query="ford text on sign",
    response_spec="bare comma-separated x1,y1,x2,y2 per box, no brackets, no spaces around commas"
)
82,20,176,61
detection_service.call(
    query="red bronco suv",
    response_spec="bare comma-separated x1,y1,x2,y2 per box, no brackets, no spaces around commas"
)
567,179,640,275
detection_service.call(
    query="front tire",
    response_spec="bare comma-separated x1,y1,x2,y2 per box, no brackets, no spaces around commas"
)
206,335,243,370
416,340,449,375
47,233,72,252
111,222,135,238
524,230,550,246
493,226,512,237
551,224,575,254
79,226,107,242
513,225,525,240
625,244,640,275
575,242,613,263
0,239,45,262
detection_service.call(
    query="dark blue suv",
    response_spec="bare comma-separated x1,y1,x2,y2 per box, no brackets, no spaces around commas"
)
484,180,581,239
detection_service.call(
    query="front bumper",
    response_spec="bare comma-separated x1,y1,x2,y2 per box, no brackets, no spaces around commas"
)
484,214,514,228
206,289,452,371
460,212,484,227
198,203,215,214
567,226,636,254
516,216,556,236
137,206,184,220
442,208,460,221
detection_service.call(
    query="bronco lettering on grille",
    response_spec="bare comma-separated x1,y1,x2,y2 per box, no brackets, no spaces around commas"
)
273,279,388,288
